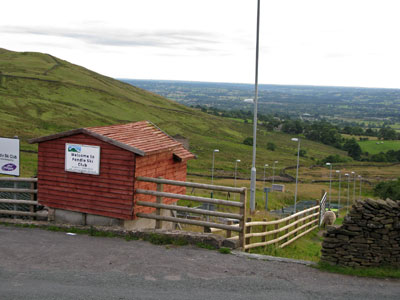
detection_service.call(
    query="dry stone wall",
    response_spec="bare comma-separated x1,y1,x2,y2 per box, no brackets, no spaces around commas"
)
321,198,400,267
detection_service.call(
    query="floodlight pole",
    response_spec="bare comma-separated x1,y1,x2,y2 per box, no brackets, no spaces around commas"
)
263,164,268,188
291,138,300,213
250,0,261,213
234,159,240,200
326,162,332,209
208,149,219,219
352,171,356,205
211,149,219,186
345,173,350,214
272,161,278,185
336,170,341,217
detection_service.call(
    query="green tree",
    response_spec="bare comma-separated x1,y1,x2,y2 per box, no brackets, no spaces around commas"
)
299,149,307,157
267,142,276,151
374,178,400,200
243,137,253,146
379,127,398,140
343,138,362,160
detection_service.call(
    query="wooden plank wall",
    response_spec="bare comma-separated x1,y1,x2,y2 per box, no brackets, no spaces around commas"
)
134,151,187,215
37,133,135,219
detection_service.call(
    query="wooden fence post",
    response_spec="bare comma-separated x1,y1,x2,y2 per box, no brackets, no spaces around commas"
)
317,199,321,228
226,220,233,238
245,217,252,253
155,179,163,229
239,189,247,250
30,180,36,220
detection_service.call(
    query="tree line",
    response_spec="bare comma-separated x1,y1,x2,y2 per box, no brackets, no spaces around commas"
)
195,105,400,162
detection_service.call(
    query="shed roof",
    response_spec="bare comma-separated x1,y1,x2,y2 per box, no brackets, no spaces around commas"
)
29,121,195,160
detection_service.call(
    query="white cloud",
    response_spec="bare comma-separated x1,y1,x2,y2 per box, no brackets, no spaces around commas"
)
1,0,400,88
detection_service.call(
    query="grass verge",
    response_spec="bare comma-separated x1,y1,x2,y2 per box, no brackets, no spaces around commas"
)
316,261,400,279
249,229,323,262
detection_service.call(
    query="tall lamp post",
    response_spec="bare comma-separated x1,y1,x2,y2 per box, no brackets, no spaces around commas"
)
208,149,219,216
272,160,278,186
249,0,261,214
326,162,332,209
336,170,341,217
234,159,241,200
291,138,300,213
263,164,269,188
351,171,356,205
211,149,219,186
345,173,350,214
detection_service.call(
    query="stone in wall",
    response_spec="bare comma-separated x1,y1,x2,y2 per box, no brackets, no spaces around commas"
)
320,198,400,267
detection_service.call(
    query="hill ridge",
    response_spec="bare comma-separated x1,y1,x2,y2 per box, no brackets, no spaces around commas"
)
0,48,346,178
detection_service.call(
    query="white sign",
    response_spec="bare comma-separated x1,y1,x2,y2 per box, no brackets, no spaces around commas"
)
65,144,100,175
0,137,20,176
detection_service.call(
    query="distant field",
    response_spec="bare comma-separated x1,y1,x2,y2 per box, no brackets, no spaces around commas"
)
342,134,378,141
392,123,400,132
358,140,400,154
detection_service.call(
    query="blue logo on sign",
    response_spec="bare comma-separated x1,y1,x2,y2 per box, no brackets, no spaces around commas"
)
68,145,81,153
1,163,17,172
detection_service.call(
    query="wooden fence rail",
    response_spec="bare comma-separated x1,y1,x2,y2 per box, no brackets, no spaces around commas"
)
135,176,247,248
0,177,44,219
244,201,322,251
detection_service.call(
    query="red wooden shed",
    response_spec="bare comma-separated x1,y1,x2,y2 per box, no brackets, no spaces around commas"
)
29,121,195,226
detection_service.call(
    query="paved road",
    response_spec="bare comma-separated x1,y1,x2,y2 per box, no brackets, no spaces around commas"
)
0,226,399,300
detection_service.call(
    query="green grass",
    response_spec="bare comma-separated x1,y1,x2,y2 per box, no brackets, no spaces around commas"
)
250,229,323,262
0,48,347,178
143,233,189,246
358,140,400,154
317,262,400,279
196,242,217,250
218,247,231,254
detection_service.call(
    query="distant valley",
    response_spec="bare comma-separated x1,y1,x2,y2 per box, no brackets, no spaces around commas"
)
122,79,400,127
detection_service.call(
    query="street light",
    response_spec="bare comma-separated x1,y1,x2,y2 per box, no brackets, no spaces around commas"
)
211,149,219,185
345,173,350,214
351,171,356,205
326,162,332,209
358,175,362,200
272,161,278,186
249,0,261,214
263,164,269,188
291,138,300,213
336,170,341,217
234,159,241,200
209,149,219,215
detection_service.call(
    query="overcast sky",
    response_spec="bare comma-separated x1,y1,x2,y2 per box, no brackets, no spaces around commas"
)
2,0,399,89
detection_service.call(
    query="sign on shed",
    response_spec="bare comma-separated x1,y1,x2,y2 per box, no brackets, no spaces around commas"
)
0,137,20,176
65,143,100,175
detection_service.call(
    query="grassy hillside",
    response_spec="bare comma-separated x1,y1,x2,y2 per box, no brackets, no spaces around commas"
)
0,48,347,180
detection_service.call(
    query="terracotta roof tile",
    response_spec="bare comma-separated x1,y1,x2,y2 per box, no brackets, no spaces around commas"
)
29,121,195,160
86,121,194,158
173,146,196,161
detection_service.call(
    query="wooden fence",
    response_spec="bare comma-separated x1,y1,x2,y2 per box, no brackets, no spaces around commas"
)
243,199,324,251
0,177,44,219
319,191,327,226
1,175,325,252
135,176,247,248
